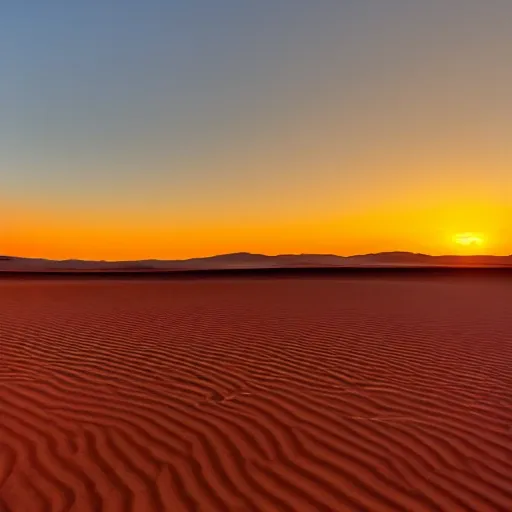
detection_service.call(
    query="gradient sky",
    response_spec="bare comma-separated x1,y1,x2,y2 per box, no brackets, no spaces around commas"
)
3,1,512,260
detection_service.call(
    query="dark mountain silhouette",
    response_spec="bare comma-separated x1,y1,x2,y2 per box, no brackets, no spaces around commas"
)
1,251,512,271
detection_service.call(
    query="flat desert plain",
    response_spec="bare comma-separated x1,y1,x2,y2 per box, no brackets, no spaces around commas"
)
1,276,511,512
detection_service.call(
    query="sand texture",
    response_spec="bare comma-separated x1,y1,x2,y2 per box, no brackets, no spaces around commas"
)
1,277,511,511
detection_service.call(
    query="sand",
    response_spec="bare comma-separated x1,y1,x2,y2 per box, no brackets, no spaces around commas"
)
1,276,511,512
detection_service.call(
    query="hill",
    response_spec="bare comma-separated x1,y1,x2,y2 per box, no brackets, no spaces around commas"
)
1,251,512,271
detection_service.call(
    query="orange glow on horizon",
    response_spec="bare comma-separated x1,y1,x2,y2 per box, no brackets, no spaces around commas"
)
4,194,511,261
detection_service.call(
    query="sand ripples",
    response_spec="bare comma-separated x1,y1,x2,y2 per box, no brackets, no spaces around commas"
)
1,278,511,511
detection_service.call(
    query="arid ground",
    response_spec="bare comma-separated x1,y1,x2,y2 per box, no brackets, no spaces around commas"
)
1,276,511,512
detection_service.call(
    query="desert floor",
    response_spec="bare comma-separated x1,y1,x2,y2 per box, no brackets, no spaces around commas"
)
0,277,511,511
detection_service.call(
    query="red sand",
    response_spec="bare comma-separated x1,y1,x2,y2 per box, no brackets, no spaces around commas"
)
1,277,511,511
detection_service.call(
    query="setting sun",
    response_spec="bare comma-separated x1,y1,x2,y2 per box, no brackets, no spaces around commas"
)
454,232,485,247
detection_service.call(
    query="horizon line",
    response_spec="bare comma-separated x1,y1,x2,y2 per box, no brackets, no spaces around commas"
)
3,250,512,263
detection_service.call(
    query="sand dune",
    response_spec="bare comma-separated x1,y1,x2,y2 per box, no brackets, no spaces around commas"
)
1,277,511,511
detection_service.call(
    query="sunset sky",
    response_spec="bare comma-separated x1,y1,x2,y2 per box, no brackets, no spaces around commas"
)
3,1,512,260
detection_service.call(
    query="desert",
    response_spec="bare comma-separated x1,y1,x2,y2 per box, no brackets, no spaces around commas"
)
1,274,511,511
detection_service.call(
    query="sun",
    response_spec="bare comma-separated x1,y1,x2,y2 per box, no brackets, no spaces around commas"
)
453,232,484,247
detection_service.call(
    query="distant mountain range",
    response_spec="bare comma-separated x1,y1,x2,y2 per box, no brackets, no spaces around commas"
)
1,251,512,271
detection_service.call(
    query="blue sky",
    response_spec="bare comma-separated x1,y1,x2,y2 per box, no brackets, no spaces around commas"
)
3,1,512,258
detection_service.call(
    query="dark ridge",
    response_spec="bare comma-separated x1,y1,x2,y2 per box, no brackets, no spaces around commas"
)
2,266,512,280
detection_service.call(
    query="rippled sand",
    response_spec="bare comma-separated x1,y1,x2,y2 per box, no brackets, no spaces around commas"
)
1,277,511,511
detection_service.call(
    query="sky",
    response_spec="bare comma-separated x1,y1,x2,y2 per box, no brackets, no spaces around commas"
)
3,1,512,260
